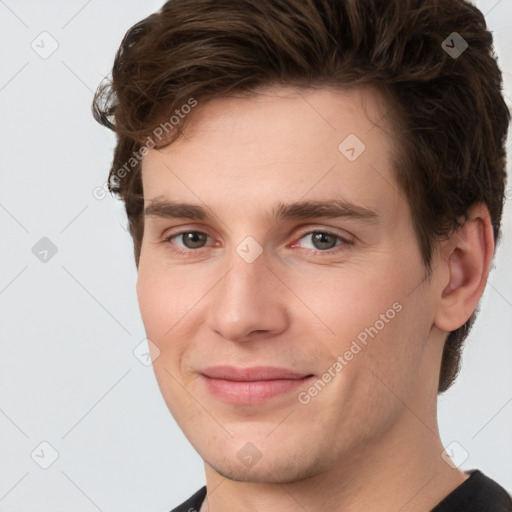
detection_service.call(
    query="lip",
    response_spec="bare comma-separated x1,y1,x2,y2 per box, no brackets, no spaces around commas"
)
199,365,315,405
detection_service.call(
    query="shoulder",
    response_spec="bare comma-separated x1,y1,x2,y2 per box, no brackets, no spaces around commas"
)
432,470,512,511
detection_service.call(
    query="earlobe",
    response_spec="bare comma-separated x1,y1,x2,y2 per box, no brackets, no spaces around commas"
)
434,204,494,332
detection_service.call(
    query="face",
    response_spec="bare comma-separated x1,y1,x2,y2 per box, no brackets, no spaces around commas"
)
136,86,441,483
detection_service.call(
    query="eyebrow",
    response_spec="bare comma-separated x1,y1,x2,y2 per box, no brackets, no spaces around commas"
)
144,197,379,224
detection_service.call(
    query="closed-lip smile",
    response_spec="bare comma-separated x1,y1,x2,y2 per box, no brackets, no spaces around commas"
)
199,365,315,404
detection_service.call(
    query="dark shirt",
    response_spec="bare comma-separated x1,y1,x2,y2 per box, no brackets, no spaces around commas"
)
431,470,512,511
171,470,512,511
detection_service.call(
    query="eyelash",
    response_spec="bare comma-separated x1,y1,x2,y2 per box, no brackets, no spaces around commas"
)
163,229,353,256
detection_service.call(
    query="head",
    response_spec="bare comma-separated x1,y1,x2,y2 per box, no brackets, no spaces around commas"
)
93,0,509,483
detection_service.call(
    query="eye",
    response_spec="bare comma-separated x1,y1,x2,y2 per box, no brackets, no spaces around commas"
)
294,230,350,252
165,231,211,250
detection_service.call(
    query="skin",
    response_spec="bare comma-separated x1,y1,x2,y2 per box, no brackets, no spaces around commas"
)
136,85,494,511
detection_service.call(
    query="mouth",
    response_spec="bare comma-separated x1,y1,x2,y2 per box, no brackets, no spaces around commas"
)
199,365,315,405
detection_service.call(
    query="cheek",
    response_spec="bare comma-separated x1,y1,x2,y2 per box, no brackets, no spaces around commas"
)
136,265,186,387
302,254,430,388
136,257,201,339
135,258,215,381
136,272,171,340
136,263,201,416
356,285,435,407
289,266,401,348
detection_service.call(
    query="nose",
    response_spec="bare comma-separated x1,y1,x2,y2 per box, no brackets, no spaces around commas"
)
205,249,289,342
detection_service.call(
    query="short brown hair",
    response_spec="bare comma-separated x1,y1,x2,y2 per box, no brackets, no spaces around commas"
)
92,0,510,393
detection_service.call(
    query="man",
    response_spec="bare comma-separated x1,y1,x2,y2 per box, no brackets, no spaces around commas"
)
93,0,511,510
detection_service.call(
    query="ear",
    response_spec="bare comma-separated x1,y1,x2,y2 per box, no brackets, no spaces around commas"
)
433,203,495,332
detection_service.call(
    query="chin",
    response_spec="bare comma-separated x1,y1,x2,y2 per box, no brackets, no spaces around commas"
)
204,450,326,484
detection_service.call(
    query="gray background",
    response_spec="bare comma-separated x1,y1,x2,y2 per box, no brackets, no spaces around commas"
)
0,1,511,511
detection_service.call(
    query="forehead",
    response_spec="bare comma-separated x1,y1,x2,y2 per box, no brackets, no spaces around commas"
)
158,84,394,154
140,85,402,220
